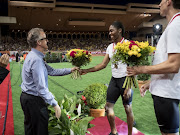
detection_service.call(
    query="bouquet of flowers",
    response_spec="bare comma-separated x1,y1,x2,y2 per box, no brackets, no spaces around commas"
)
113,40,155,89
66,49,92,79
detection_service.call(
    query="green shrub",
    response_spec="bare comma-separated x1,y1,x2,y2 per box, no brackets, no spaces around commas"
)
83,83,107,109
51,53,57,62
45,52,51,62
57,53,62,62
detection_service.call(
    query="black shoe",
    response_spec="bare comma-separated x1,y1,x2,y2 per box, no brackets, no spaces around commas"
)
133,120,136,127
109,132,118,135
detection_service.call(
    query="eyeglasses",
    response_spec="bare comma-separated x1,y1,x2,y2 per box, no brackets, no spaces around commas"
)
39,38,48,41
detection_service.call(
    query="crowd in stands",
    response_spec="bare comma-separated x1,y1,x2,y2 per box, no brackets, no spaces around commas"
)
0,36,110,52
0,38,28,51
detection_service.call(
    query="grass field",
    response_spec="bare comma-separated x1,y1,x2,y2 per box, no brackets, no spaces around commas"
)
10,56,163,135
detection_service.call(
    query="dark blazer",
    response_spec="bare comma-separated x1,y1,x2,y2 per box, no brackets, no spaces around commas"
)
0,66,9,84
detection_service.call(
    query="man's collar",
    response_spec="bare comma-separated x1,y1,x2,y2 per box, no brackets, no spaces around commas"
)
31,48,45,58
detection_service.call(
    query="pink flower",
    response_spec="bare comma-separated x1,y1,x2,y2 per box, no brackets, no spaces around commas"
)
129,40,138,49
81,95,86,101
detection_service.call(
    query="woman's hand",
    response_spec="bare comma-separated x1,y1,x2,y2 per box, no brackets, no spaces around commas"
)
123,88,131,100
71,67,79,72
79,69,88,75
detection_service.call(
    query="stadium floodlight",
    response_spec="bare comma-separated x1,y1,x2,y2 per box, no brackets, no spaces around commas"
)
153,23,162,35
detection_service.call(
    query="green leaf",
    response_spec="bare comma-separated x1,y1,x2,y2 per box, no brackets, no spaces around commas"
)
48,106,55,113
76,117,94,133
69,96,77,113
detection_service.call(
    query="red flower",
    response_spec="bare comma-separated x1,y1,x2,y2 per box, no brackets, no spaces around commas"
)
84,100,87,105
130,41,135,43
67,115,71,119
86,51,88,55
129,40,138,49
81,95,86,101
70,51,76,58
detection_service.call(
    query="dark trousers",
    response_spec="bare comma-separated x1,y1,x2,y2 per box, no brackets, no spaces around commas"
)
20,92,49,135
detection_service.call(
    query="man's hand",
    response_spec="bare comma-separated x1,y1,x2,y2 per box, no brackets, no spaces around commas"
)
71,67,79,72
140,82,150,97
79,69,88,75
54,104,61,119
127,66,143,76
0,54,9,68
123,88,131,100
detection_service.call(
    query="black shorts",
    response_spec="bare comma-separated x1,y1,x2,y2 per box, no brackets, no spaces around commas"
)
152,95,180,133
106,76,133,105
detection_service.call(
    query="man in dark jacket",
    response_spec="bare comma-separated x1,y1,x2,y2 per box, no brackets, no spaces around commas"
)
0,54,9,84
16,52,19,62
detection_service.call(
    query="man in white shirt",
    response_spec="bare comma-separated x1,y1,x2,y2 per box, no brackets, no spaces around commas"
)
127,0,180,134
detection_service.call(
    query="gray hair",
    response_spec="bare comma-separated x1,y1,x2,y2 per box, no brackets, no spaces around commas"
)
27,28,44,48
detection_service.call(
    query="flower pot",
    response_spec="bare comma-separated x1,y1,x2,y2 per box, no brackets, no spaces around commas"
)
90,108,105,118
138,80,148,89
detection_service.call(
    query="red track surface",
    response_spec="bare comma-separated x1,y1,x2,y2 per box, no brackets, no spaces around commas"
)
87,116,144,135
0,64,14,135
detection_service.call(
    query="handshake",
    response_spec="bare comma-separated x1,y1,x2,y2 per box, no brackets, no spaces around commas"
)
0,54,10,68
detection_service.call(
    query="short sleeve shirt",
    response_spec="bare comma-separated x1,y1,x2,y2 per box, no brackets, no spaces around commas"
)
150,12,180,100
106,39,128,78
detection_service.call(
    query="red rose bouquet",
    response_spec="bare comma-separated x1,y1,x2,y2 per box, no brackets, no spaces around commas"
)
66,49,92,79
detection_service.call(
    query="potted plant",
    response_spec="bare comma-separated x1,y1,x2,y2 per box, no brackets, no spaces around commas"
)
83,83,107,118
48,94,94,135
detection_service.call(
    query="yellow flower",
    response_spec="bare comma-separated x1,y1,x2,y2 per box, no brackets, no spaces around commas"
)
114,46,119,50
131,45,139,51
117,42,122,46
67,51,70,56
137,48,141,52
138,41,149,49
124,41,131,46
128,50,133,56
132,51,138,56
149,46,156,53
137,53,141,57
